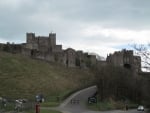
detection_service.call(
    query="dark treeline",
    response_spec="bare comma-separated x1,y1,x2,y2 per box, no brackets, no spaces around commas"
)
92,65,150,108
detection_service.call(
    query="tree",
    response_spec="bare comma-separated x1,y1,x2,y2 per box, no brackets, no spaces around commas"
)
93,65,137,101
133,44,150,71
133,44,150,108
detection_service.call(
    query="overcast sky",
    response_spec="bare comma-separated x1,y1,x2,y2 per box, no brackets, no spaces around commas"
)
0,0,150,57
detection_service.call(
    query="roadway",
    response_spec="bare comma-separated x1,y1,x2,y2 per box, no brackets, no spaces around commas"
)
44,86,147,113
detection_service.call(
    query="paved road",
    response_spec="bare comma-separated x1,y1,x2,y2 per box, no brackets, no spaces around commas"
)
58,86,98,113
43,85,147,113
83,109,147,113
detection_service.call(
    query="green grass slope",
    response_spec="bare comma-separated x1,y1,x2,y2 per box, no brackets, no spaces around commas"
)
0,51,95,100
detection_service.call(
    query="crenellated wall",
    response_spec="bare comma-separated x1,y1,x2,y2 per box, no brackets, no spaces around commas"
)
20,33,98,68
0,33,142,71
106,49,141,72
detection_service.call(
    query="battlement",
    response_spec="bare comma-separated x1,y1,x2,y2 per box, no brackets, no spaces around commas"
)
49,33,56,46
26,33,35,43
106,49,141,72
122,49,133,56
25,33,57,51
49,33,56,37
0,32,141,71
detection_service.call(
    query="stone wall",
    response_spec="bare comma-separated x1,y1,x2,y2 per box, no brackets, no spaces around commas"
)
0,43,22,54
106,49,141,72
21,33,98,68
107,51,124,66
0,33,142,71
53,45,62,53
65,48,76,67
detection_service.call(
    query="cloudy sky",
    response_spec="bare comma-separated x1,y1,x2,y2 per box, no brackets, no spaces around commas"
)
0,0,150,57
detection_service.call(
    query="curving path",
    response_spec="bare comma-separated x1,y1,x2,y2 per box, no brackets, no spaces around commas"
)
42,85,147,113
58,85,97,113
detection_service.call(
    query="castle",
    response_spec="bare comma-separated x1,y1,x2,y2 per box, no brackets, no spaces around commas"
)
21,33,97,68
0,33,141,72
106,49,141,72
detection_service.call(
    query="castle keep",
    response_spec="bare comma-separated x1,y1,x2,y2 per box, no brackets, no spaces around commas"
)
21,33,97,68
0,32,141,72
22,33,64,64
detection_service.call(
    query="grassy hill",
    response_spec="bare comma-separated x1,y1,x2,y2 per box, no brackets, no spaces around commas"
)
0,51,95,100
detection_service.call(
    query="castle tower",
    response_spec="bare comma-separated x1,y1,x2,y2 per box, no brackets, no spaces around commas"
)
106,49,141,72
26,33,35,43
26,33,38,50
49,33,56,47
123,50,134,69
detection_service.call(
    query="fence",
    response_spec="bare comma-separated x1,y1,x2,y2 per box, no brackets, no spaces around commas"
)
0,99,35,113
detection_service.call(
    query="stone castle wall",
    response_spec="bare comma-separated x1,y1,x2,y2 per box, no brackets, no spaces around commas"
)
21,33,98,68
0,33,142,72
106,49,141,72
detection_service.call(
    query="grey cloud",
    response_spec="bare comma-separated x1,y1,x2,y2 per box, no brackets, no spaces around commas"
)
0,0,150,44
54,0,150,29
77,35,126,48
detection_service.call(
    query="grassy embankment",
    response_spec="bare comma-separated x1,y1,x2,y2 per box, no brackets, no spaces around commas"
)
0,51,95,105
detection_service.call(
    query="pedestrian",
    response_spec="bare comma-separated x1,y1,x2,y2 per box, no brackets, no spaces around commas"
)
125,104,128,111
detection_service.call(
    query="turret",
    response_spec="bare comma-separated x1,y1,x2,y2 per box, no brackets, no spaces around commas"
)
26,33,35,43
49,33,56,47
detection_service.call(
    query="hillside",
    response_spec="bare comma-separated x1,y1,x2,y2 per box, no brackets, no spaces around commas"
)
0,51,95,100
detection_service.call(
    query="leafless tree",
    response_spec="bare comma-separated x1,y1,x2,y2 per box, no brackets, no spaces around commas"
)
133,44,150,71
133,44,150,108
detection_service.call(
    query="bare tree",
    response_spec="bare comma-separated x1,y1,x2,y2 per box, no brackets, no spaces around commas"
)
133,44,150,108
133,44,150,71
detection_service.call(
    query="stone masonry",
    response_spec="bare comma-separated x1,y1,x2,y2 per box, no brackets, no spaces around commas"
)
0,33,141,72
106,49,141,72
21,33,97,68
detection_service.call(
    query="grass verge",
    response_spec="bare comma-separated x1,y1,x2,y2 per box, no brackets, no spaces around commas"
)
28,109,62,113
87,99,138,111
40,102,60,107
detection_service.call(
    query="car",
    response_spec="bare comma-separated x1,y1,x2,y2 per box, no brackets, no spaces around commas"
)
88,97,97,104
137,105,144,111
36,94,44,103
16,99,28,103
